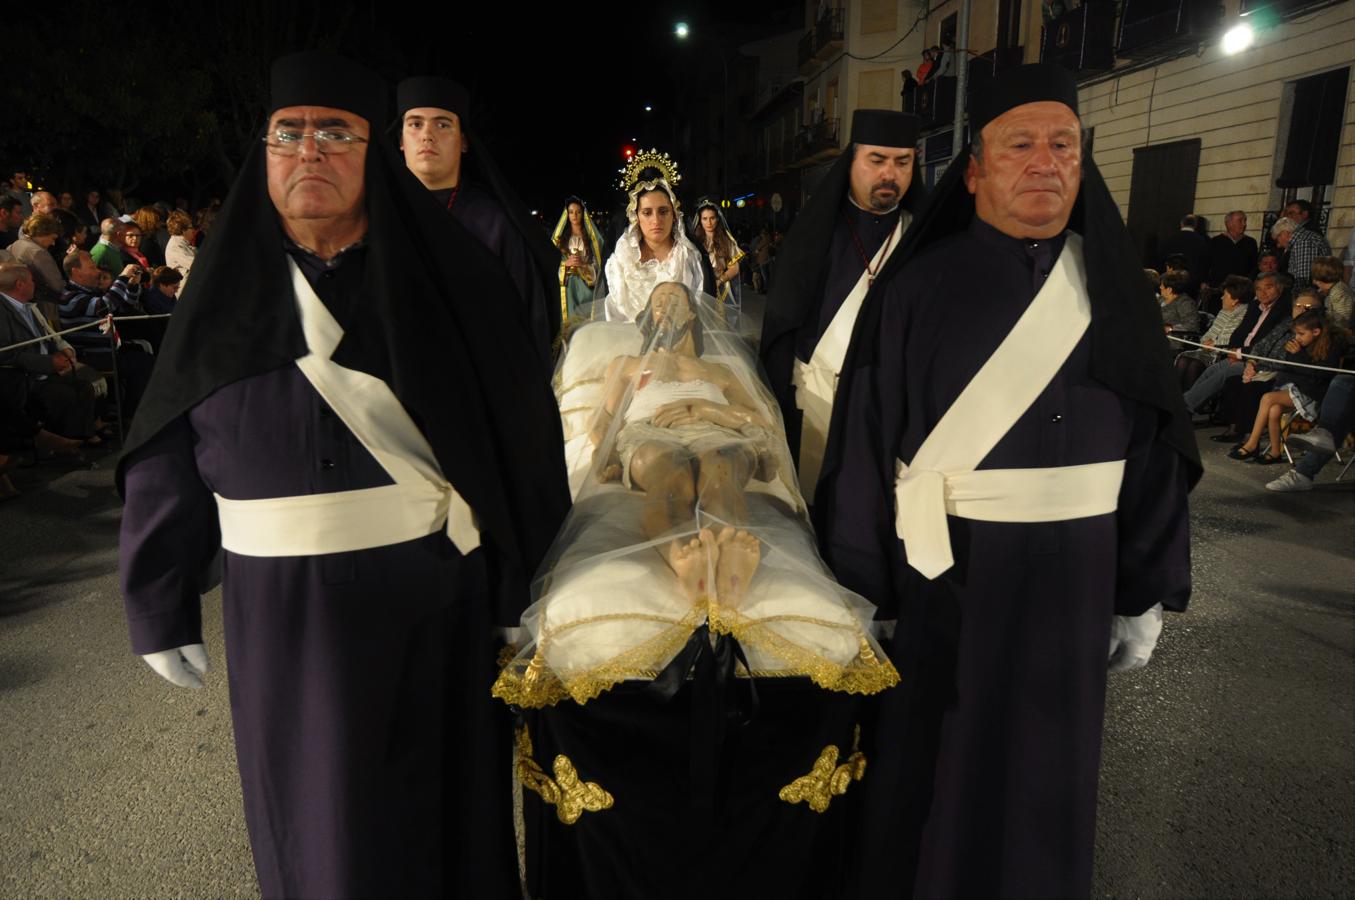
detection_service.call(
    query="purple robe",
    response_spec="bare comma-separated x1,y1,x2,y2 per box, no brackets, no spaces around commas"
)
825,219,1192,898
119,251,519,898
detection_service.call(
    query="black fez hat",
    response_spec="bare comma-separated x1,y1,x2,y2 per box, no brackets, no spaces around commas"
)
850,109,922,148
397,76,471,124
969,62,1079,134
269,50,387,126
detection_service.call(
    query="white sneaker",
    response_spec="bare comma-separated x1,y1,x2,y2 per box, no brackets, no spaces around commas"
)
1266,469,1313,492
1286,427,1335,455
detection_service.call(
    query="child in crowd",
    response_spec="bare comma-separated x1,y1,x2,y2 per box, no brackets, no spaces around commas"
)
1229,309,1344,463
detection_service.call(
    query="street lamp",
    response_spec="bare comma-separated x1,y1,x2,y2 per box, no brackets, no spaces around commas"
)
673,21,731,206
1222,23,1255,54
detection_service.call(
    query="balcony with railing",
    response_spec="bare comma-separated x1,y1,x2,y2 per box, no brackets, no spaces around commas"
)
791,117,841,167
797,8,845,70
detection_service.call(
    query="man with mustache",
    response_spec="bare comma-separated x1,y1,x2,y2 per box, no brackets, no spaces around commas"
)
397,76,558,366
760,109,925,505
817,65,1200,897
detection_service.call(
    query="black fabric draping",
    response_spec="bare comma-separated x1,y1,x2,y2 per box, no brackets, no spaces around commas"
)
520,678,863,900
117,136,570,624
455,155,561,344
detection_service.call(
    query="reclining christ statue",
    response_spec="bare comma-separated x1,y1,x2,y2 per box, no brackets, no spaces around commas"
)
494,282,897,708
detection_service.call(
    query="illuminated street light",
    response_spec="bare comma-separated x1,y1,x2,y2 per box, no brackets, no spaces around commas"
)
675,22,690,39
644,105,653,112
1222,23,1254,55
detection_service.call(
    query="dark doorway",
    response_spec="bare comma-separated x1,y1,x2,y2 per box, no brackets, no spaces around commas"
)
997,0,1022,48
1126,138,1202,267
1278,67,1348,188
940,12,958,46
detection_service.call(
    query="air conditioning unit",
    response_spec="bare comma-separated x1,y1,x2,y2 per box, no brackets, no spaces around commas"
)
1239,0,1328,18
1116,0,1224,59
1042,2,1117,74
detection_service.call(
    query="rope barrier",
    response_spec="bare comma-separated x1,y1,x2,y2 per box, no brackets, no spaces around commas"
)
0,314,172,354
1167,335,1352,376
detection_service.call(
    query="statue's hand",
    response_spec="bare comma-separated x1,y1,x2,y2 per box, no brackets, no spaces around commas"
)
650,400,703,429
141,643,210,689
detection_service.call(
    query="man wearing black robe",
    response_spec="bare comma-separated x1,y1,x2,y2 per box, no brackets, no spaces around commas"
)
1159,213,1211,294
397,76,559,364
758,109,924,502
815,65,1201,898
117,52,569,899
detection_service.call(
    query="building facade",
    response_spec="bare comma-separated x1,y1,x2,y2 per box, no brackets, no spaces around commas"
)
762,0,1354,261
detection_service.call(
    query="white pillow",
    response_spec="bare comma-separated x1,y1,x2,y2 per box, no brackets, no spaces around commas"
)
557,322,642,440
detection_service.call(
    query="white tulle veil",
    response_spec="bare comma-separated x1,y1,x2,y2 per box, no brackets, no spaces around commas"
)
494,281,898,709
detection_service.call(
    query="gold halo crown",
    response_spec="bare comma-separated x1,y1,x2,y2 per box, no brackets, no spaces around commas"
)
618,149,681,192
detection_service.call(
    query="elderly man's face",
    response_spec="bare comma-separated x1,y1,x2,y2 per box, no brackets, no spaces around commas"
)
1283,202,1307,223
30,192,55,215
1275,229,1292,249
1254,277,1280,306
967,101,1081,240
1226,212,1246,239
401,107,466,191
850,143,915,212
265,105,369,225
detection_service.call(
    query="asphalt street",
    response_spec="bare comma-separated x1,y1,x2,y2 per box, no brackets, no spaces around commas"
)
1,412,1351,898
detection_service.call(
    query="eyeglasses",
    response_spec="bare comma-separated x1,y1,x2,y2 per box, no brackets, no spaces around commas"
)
261,129,368,156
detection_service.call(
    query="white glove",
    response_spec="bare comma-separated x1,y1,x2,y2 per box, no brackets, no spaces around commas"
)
1108,603,1163,674
141,643,210,689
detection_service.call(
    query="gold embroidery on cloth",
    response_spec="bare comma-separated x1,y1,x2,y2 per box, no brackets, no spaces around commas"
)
515,725,615,825
492,590,899,709
778,726,867,813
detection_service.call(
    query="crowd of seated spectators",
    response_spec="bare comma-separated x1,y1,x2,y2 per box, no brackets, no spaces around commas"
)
0,169,215,500
1160,209,1355,493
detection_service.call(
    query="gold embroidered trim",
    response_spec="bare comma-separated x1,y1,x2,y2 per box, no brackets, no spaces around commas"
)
492,593,898,709
515,725,614,825
778,726,867,813
493,606,706,708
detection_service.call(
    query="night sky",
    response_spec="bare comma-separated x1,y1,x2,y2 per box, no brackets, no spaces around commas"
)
3,1,802,224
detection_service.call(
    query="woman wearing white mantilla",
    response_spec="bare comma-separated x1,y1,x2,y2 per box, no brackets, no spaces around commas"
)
600,150,704,322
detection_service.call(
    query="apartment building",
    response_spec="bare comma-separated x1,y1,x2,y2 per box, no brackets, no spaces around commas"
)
765,0,1353,262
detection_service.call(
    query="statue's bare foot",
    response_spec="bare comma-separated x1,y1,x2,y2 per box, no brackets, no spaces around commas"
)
715,527,761,607
667,528,716,602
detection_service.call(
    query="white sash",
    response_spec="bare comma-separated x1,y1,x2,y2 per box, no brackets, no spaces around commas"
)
214,261,481,557
892,234,1123,579
793,211,909,502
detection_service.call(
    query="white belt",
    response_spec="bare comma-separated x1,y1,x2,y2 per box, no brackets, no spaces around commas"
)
893,458,1125,580
792,357,837,502
213,260,482,559
216,479,480,557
